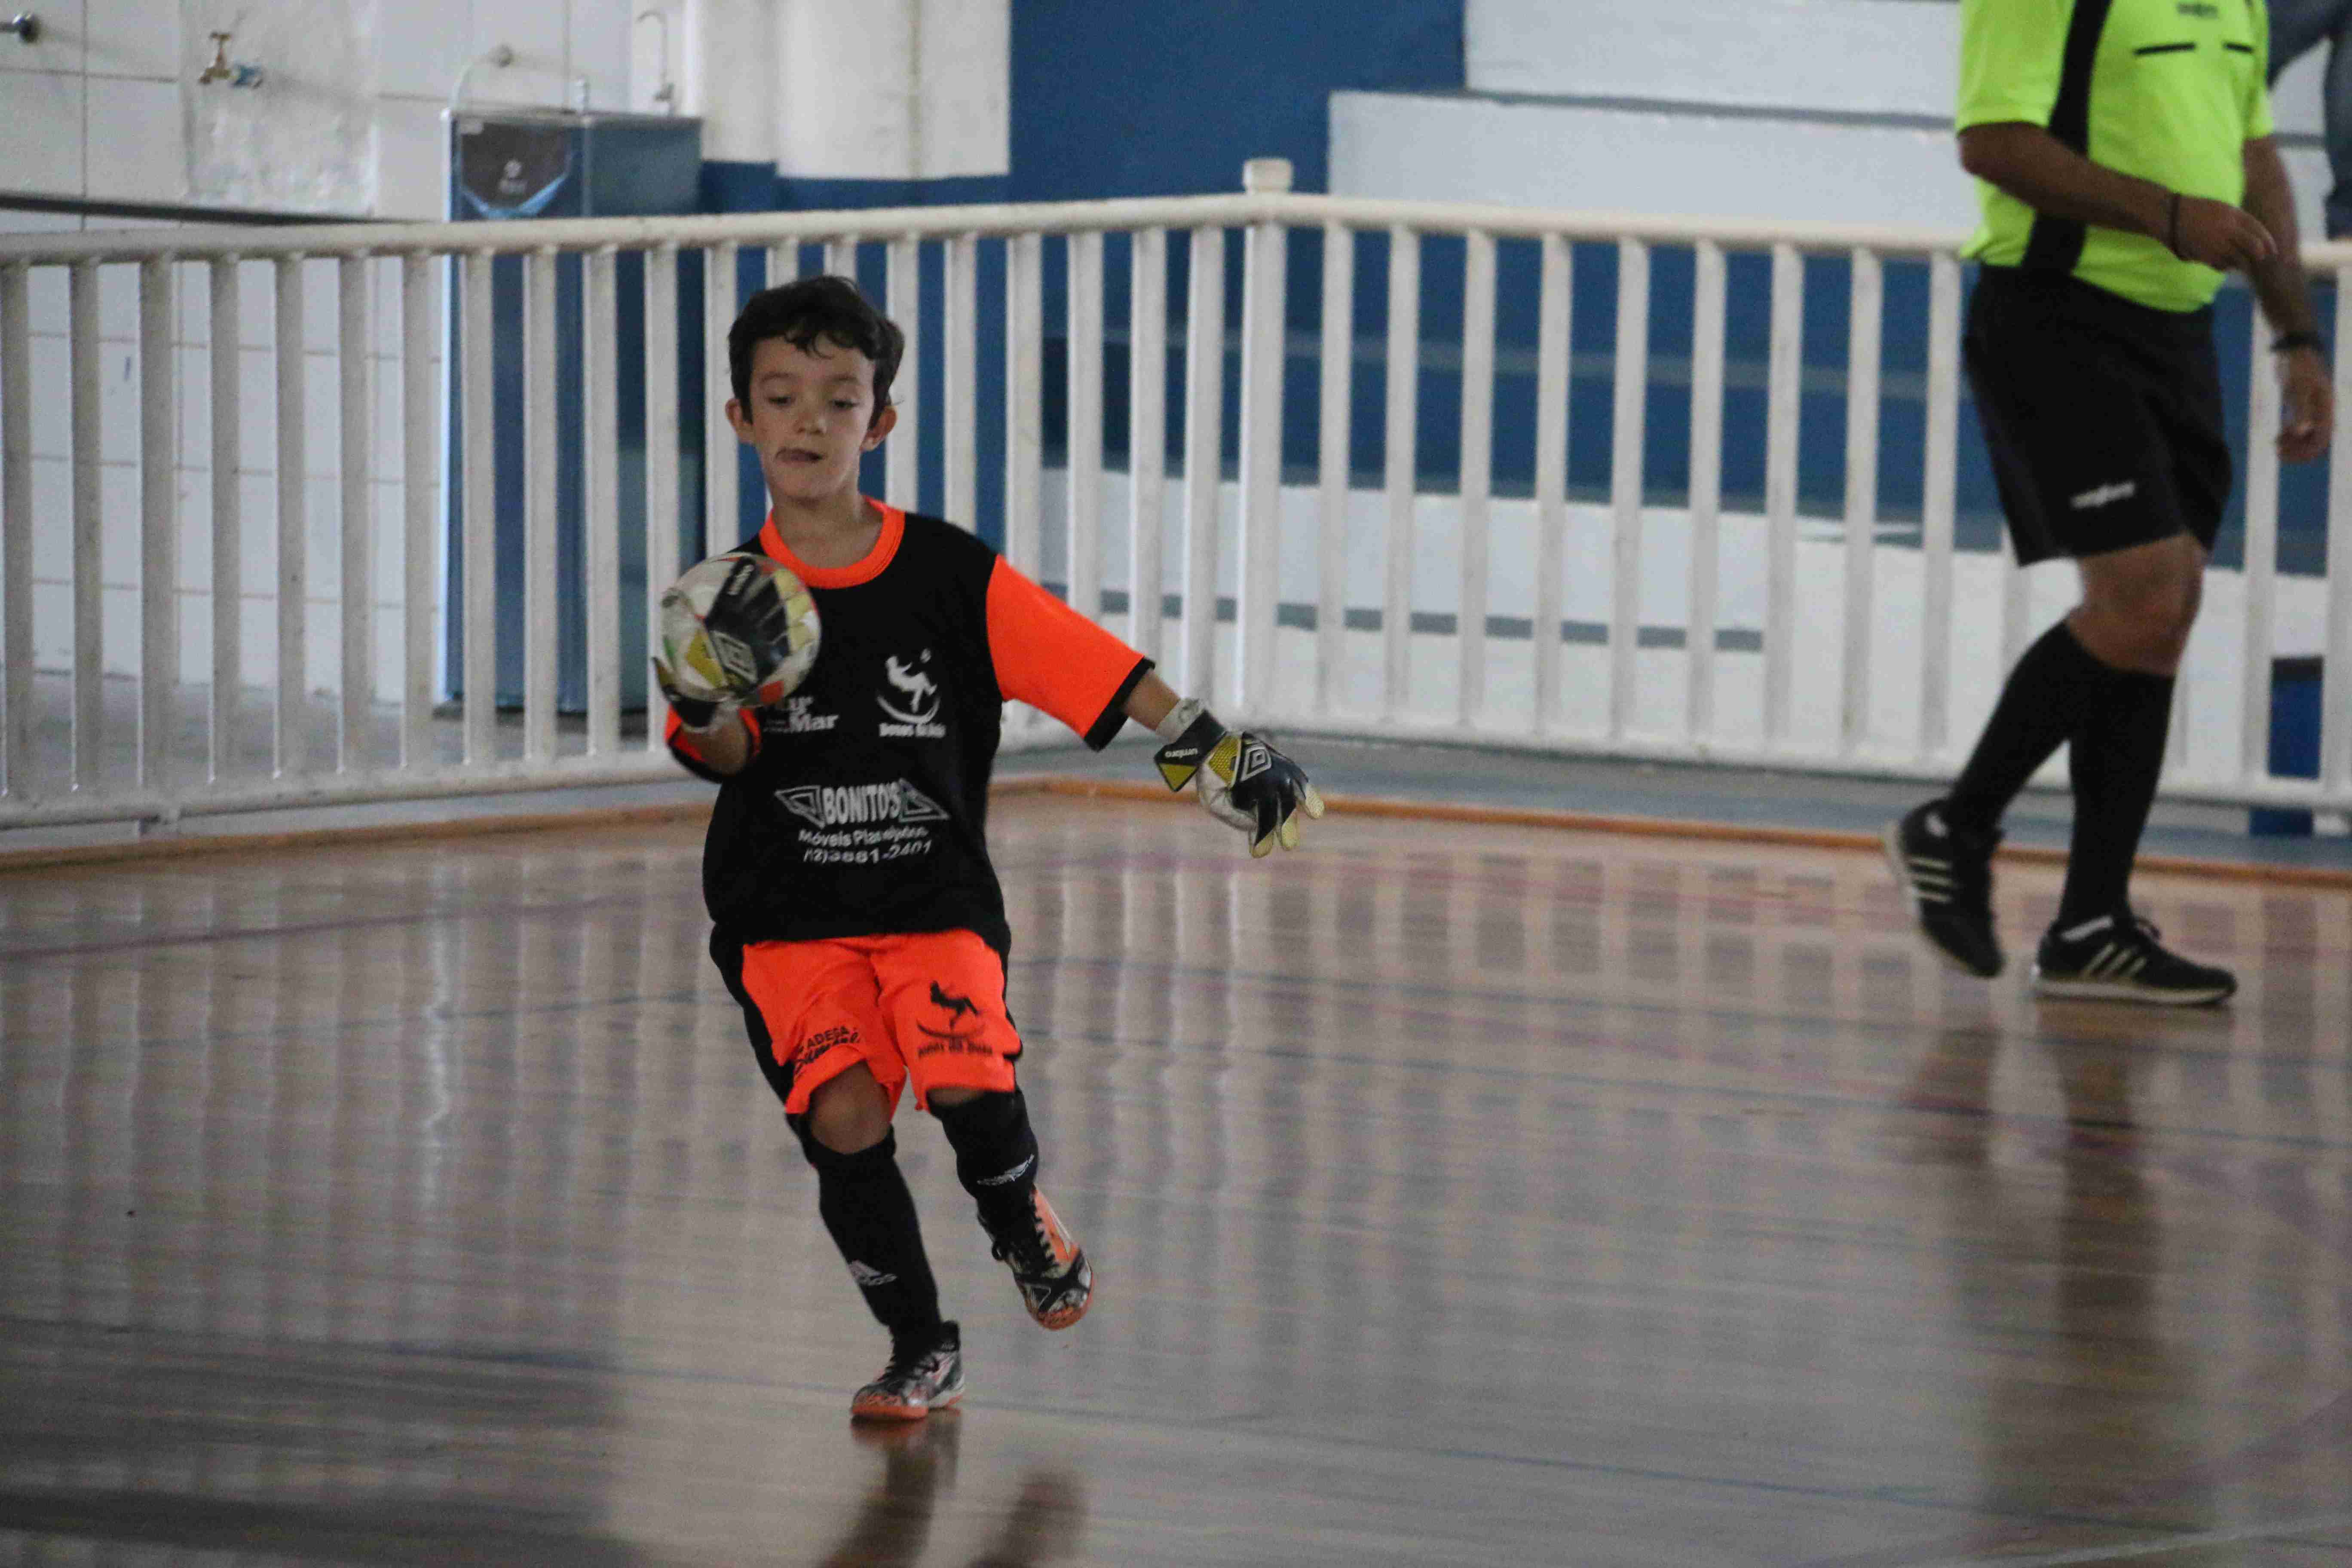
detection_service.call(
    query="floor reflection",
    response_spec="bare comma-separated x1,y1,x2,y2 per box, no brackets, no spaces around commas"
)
1894,1019,2216,1560
815,1418,1086,1568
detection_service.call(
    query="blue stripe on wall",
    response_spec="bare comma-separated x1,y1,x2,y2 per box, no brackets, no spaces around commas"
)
1010,0,1464,198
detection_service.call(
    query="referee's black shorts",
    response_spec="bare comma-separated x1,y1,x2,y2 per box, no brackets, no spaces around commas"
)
1964,265,2229,567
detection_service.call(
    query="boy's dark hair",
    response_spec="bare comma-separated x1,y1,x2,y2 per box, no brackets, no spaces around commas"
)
728,274,905,415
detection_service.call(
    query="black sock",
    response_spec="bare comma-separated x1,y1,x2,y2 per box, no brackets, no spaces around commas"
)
802,1129,943,1343
2057,670,2175,928
1945,620,2123,836
930,1089,1040,1237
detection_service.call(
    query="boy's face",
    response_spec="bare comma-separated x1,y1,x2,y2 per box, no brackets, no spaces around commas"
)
726,334,897,510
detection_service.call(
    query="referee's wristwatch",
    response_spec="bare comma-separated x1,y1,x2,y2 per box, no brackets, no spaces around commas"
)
2272,329,2327,357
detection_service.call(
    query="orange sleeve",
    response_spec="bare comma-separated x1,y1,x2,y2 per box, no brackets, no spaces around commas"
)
664,705,763,783
985,557,1154,750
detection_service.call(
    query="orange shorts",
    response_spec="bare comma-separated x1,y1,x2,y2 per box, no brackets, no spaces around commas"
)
724,928,1022,1116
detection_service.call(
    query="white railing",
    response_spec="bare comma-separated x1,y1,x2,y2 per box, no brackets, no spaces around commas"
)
3,179,2350,830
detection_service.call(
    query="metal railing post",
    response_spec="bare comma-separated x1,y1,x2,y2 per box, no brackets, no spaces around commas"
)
1237,193,1287,719
1608,239,1651,743
1182,225,1226,700
1380,226,1420,720
1314,224,1354,715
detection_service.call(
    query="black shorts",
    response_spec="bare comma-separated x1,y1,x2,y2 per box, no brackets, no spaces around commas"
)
1964,266,2229,567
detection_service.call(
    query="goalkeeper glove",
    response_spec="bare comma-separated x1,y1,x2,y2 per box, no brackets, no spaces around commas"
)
649,656,738,732
1152,698,1325,857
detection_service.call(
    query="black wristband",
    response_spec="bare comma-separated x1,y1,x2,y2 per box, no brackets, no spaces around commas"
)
2165,191,2185,260
1152,706,1229,792
2272,329,2326,355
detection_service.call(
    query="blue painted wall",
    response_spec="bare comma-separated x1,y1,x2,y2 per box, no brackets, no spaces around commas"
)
1008,1,1463,199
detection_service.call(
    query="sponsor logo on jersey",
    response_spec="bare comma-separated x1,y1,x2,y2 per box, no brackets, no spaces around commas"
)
778,695,837,733
777,780,952,830
878,650,948,737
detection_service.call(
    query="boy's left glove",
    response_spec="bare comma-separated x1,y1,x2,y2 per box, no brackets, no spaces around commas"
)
1152,698,1325,857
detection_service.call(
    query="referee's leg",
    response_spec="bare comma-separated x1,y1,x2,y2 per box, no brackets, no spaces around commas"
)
2066,533,2202,675
2029,531,2233,1003
1885,273,2234,1001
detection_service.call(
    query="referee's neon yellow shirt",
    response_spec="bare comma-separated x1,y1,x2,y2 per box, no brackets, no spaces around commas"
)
1958,0,2274,312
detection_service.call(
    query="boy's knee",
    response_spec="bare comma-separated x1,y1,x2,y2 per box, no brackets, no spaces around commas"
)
803,1066,893,1156
794,1120,898,1174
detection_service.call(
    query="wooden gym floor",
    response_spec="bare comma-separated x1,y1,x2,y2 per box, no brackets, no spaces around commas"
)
3,793,2351,1565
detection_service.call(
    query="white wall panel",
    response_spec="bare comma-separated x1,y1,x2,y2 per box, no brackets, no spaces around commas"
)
1468,0,1957,117
569,0,631,112
86,77,184,203
83,0,178,80
374,97,447,221
473,0,571,108
1334,91,1976,228
916,0,1008,178
774,0,1008,178
7,72,86,195
374,0,472,101
688,0,774,161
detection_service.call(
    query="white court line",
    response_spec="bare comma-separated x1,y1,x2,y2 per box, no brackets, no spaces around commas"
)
1927,1508,2352,1567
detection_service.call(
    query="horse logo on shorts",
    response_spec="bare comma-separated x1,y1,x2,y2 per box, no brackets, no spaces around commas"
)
919,983,985,1056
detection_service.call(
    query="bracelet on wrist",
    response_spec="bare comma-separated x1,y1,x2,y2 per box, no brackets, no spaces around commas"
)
2272,329,2326,356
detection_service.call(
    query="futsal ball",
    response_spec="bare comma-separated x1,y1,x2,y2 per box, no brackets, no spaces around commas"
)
657,551,822,709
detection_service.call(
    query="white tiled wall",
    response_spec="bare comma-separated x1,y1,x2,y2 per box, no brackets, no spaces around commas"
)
1,0,636,219
0,215,443,701
3,2,638,711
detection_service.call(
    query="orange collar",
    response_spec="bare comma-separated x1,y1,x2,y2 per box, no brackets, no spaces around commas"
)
758,499,903,588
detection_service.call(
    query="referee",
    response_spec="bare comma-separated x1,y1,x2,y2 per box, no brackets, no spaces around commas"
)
1886,0,2334,1004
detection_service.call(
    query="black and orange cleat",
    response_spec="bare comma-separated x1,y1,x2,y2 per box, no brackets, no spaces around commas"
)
850,1321,965,1421
988,1189,1093,1330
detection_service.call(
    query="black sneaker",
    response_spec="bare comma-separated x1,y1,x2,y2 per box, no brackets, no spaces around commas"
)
988,1189,1093,1330
2033,910,2236,1007
1883,801,2004,977
851,1321,966,1421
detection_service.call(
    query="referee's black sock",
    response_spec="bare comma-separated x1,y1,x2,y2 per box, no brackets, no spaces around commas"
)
2057,669,2175,928
801,1128,945,1344
1945,620,2122,836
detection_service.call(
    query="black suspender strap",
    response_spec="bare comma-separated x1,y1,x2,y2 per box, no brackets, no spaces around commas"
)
2021,0,2117,275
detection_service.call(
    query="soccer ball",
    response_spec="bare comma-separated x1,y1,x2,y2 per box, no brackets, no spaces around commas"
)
656,551,822,709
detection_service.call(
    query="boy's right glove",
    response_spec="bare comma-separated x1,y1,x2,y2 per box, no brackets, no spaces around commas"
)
652,558,796,730
1152,698,1325,857
650,656,737,732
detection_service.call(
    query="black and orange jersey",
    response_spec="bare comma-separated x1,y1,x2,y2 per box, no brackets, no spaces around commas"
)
668,499,1153,951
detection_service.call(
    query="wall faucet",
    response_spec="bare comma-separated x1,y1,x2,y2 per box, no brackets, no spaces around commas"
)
634,9,676,113
199,31,264,88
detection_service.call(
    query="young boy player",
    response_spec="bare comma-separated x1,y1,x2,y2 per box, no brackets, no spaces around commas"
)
660,276,1323,1420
